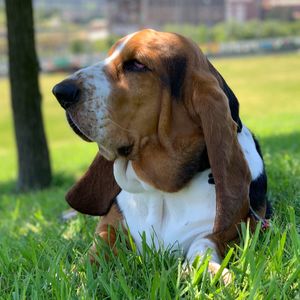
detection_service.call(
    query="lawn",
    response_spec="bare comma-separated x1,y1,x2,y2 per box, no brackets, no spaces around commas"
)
0,53,299,299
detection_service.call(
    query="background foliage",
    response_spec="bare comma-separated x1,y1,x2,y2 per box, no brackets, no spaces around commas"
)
164,20,300,44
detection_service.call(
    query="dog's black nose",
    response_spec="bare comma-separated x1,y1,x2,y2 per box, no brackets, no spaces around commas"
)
52,80,80,109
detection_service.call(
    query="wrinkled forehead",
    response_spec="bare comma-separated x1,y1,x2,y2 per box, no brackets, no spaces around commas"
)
106,30,194,65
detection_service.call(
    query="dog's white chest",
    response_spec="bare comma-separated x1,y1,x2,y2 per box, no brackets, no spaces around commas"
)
114,126,263,256
116,169,216,254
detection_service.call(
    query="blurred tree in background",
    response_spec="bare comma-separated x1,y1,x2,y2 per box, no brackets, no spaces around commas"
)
5,0,52,191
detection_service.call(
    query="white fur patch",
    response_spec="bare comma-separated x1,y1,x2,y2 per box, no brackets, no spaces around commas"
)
113,158,145,193
104,32,137,65
238,126,264,180
116,164,218,259
68,62,111,144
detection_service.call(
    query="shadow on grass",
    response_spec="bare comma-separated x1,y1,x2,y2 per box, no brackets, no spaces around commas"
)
258,131,300,221
0,172,80,227
259,131,300,181
0,172,76,196
259,131,300,156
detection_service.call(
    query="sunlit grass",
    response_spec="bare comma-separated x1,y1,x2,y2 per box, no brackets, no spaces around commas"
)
0,53,299,298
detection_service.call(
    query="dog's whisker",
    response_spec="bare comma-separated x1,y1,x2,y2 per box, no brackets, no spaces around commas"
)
106,117,136,134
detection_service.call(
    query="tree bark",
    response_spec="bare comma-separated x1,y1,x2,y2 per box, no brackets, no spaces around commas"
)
5,0,52,191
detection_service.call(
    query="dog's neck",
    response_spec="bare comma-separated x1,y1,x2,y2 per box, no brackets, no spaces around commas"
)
113,158,157,194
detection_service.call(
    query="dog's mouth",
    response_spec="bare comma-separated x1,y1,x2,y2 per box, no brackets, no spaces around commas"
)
66,112,92,142
98,143,135,161
66,112,136,161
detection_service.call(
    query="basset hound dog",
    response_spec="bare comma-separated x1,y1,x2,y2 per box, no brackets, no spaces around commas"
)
53,29,270,279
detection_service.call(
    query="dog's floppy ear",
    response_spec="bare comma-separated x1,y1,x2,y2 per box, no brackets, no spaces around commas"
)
66,153,121,216
186,69,251,237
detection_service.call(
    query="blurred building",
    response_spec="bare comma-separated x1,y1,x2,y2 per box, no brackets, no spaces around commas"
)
226,0,261,22
107,0,226,35
262,0,300,20
107,0,300,35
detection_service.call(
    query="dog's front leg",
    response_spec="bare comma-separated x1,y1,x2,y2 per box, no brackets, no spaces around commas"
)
185,237,232,284
89,203,124,263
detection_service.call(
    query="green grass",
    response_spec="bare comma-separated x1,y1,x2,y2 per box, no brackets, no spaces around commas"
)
0,53,300,299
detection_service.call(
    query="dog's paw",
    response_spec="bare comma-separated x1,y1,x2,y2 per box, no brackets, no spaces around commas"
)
88,243,98,264
181,260,233,285
208,261,233,285
88,237,118,265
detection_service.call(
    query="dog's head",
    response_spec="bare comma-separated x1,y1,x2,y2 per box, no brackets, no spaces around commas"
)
53,29,250,235
54,30,202,160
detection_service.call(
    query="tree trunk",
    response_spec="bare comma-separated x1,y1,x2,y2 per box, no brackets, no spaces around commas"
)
5,0,52,191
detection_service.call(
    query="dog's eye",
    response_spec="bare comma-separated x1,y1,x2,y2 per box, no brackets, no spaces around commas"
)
123,59,150,72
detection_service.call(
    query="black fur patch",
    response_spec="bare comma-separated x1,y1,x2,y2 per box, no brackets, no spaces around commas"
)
252,133,264,159
249,171,268,212
162,55,187,99
249,133,271,217
265,200,273,219
175,147,210,189
218,73,243,132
